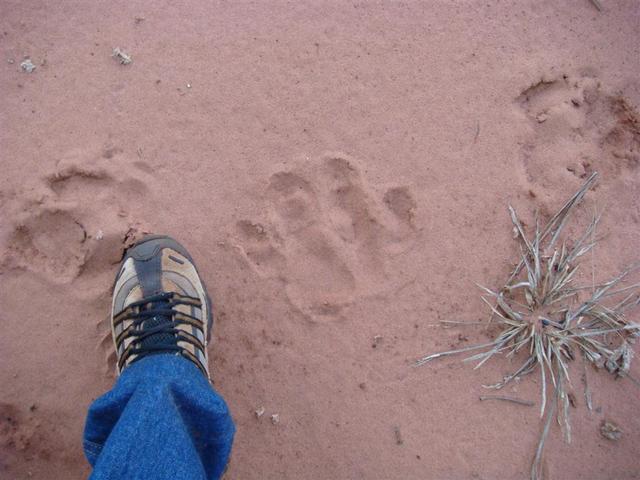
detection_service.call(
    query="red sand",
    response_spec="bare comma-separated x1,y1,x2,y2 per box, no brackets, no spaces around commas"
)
1,1,640,478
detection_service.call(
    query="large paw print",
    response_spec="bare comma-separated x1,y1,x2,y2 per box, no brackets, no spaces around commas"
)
516,72,639,189
234,154,417,320
0,144,153,284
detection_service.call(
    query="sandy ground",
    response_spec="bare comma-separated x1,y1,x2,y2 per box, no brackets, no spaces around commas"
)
1,1,640,479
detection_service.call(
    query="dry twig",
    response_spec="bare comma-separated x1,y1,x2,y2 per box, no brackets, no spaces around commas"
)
479,395,534,406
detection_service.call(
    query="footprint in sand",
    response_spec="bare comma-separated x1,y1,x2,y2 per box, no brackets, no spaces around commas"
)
516,71,640,190
0,144,153,284
235,154,417,320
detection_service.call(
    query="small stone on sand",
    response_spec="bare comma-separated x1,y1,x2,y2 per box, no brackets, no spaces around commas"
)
393,426,403,445
536,113,548,123
112,47,132,65
600,420,622,441
20,59,36,73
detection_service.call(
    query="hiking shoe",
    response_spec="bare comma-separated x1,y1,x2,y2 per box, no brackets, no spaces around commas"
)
111,235,213,378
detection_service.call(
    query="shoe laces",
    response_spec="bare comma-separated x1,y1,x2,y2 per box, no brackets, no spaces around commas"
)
113,292,207,375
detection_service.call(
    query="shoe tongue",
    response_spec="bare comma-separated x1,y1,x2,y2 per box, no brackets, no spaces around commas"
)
139,299,177,350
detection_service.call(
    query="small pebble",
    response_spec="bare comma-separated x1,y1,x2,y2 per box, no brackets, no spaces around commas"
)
95,229,104,240
112,47,132,65
270,413,280,424
254,406,265,418
393,426,403,445
20,58,36,73
536,113,548,123
600,420,622,441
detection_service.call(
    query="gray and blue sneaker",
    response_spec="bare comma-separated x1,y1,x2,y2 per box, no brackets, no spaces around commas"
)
111,235,213,378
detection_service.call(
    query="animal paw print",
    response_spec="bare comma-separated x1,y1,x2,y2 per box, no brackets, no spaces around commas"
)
2,209,89,282
0,144,153,284
516,72,639,189
235,154,417,320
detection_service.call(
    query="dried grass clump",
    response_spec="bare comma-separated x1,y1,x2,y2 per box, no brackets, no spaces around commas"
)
415,172,640,479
